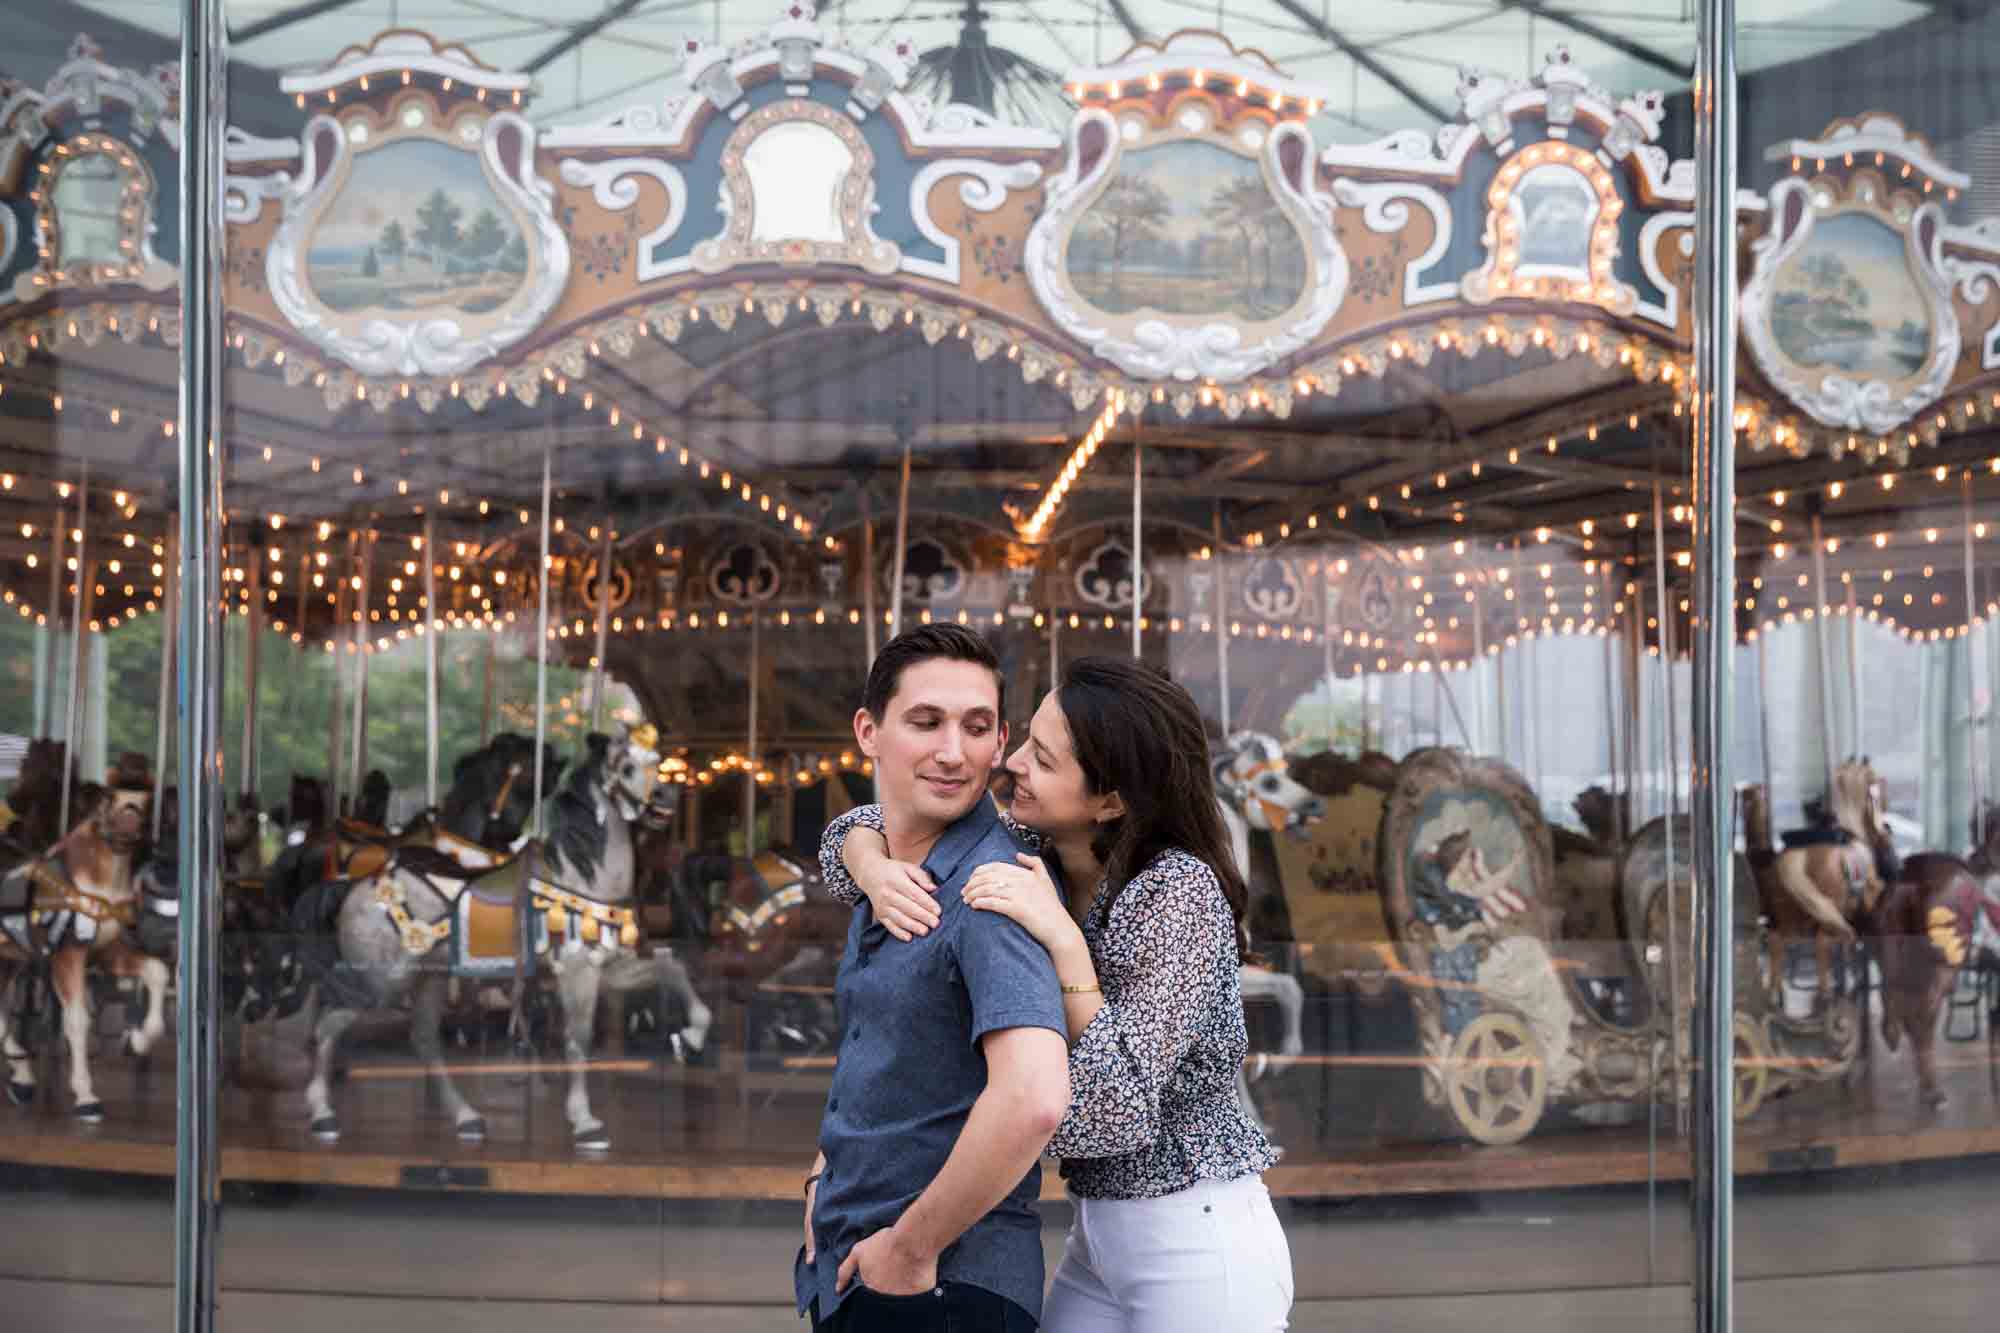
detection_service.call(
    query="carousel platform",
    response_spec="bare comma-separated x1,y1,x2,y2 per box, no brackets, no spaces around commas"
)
1,1020,1994,1202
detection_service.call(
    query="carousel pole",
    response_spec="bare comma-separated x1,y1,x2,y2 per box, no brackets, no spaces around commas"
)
1650,475,1687,1136
1690,0,1742,1320
588,518,612,733
59,464,91,836
1049,610,1061,688
745,608,761,857
1845,576,1861,767
1602,565,1623,838
1510,538,1536,790
532,449,553,837
1358,662,1371,754
424,510,440,812
1131,439,1143,660
888,436,912,639
481,632,496,746
346,528,374,806
1213,505,1231,735
1808,506,1837,786
1964,473,1983,847
153,530,179,844
1470,582,1487,753
860,486,878,666
240,533,263,802
39,501,64,736
326,530,353,824
1755,611,1775,804
174,0,229,1320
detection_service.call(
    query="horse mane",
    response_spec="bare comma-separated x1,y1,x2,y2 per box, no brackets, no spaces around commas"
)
544,735,611,882
1828,761,1878,846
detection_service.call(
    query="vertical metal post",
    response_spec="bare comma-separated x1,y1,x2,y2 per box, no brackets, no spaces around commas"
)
1049,612,1061,687
1690,0,1741,1324
533,449,553,837
175,0,228,1324
1470,582,1486,752
153,530,179,844
889,438,912,640
1651,480,1687,1133
1845,575,1861,769
59,467,90,834
860,488,878,667
589,518,612,732
327,530,352,822
745,609,761,857
1603,565,1620,833
1131,441,1143,659
40,503,64,735
1809,508,1837,779
1755,621,1775,804
1964,474,1983,846
1213,507,1231,734
240,534,262,801
481,631,496,746
424,511,441,810
346,529,373,800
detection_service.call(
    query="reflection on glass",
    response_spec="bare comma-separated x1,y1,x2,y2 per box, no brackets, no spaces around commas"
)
49,153,126,269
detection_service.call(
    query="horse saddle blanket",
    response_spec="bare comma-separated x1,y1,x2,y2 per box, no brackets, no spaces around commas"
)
451,888,545,979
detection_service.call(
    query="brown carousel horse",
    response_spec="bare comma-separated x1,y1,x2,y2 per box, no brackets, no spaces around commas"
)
1739,762,1887,1013
1856,803,2000,1108
0,754,163,1119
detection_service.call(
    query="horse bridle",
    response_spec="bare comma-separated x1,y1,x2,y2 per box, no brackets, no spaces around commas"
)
487,761,526,825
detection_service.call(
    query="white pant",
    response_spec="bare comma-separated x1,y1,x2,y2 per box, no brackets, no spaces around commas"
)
1043,1175,1294,1333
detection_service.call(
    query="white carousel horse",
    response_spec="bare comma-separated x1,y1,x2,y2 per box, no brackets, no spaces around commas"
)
302,727,658,1150
1212,731,1324,1135
0,775,164,1120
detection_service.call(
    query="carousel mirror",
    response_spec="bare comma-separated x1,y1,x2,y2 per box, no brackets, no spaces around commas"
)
742,119,853,246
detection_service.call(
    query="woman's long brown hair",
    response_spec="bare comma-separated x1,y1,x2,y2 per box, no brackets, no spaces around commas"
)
1056,656,1252,960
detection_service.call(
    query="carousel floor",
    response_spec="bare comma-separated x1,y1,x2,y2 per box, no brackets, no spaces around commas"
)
0,997,1994,1201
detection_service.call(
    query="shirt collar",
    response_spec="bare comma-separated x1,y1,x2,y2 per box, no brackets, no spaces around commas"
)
919,790,1004,887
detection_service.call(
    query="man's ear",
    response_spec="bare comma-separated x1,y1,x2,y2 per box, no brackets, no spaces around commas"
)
854,708,879,759
990,722,1009,767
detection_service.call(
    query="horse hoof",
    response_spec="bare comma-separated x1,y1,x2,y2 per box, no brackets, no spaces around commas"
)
457,1117,488,1141
74,1102,104,1124
309,1116,341,1141
679,1025,708,1056
1921,1087,1948,1109
573,1125,610,1152
5,1081,33,1107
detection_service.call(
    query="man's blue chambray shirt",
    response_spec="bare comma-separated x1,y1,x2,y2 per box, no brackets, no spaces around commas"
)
793,794,1066,1324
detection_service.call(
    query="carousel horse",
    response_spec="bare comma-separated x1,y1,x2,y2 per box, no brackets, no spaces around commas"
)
700,845,849,1057
223,791,265,884
0,754,162,1119
1857,801,2000,1107
1740,763,1887,1014
598,802,713,1061
1212,731,1324,1135
1552,787,1626,944
262,775,334,921
0,739,77,863
303,727,655,1150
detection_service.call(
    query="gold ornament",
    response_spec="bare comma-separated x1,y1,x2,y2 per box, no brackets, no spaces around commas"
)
629,722,659,751
619,921,639,949
545,904,566,938
580,914,601,945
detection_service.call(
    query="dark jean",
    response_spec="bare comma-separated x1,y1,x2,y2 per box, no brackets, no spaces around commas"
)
812,1282,1038,1332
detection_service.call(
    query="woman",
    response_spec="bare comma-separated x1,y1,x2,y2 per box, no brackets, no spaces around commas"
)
818,656,1293,1331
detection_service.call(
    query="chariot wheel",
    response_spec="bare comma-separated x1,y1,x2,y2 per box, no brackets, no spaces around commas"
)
1444,1013,1548,1146
1733,1013,1771,1121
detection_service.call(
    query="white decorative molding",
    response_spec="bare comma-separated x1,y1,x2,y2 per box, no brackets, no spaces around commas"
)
1635,211,1694,329
1763,115,1968,192
1026,106,1345,382
1742,175,1957,435
278,29,533,101
12,130,177,301
265,110,570,379
904,158,1043,282
1074,536,1151,610
1461,139,1636,317
559,157,689,281
1332,178,1455,305
0,207,17,307
225,126,301,163
1061,31,1333,113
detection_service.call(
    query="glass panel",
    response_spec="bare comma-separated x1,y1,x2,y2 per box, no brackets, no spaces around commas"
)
0,7,184,1326
1732,2,2000,1321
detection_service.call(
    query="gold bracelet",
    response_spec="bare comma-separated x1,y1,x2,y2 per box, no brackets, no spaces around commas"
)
1060,983,1100,995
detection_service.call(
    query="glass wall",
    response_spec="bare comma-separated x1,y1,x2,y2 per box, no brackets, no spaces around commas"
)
5,1,1998,1330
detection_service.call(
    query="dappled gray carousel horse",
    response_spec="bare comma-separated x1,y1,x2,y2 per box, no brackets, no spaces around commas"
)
0,756,162,1119
302,726,660,1150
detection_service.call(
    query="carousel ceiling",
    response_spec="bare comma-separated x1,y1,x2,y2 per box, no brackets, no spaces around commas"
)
60,0,1920,143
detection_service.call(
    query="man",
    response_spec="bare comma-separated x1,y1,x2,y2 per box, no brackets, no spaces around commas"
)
796,625,1070,1332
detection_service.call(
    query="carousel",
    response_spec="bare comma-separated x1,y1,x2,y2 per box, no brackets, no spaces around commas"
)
0,8,1998,1203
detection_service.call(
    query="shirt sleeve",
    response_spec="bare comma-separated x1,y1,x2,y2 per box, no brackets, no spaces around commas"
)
955,893,1066,1046
815,803,886,907
1046,856,1235,1161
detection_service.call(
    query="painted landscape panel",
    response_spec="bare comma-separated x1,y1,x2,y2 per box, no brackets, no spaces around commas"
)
307,138,528,315
1065,140,1306,320
1769,212,1929,381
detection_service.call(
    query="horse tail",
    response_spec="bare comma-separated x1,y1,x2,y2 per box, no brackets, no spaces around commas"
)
1778,851,1855,939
